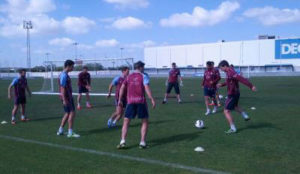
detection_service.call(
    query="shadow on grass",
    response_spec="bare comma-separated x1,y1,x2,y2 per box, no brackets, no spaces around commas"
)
126,131,202,149
79,119,174,136
30,116,63,122
238,122,282,132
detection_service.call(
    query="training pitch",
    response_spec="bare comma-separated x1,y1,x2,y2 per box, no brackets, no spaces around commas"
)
0,77,299,174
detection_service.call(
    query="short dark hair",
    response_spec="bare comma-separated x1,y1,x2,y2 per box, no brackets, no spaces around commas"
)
230,64,234,68
218,60,229,68
206,61,213,66
64,60,75,68
83,66,88,70
18,68,26,74
172,62,176,66
134,61,145,70
121,66,129,72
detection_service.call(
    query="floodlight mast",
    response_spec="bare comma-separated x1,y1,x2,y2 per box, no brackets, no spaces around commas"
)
73,42,79,60
23,21,33,75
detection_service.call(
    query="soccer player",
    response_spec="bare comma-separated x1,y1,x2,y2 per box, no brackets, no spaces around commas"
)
202,61,221,115
217,60,256,134
107,66,130,128
117,61,156,149
57,60,80,138
8,69,31,125
162,62,183,104
77,66,92,110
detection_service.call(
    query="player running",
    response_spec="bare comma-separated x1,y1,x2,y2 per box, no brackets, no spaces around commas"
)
117,61,156,149
77,66,92,110
162,62,183,104
202,61,221,115
217,60,256,134
57,60,80,138
107,66,130,128
8,69,31,125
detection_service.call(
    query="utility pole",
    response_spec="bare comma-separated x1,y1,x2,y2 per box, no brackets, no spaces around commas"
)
23,21,33,75
120,47,124,59
73,42,79,60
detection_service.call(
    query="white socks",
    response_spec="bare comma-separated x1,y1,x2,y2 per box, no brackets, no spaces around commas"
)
230,124,237,131
58,127,64,133
113,120,117,124
68,129,73,135
140,141,146,146
12,116,16,121
21,115,25,119
241,112,249,119
120,139,125,145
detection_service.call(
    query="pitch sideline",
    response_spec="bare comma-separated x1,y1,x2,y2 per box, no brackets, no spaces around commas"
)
0,135,230,174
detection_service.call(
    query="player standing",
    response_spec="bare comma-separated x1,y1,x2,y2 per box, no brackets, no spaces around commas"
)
57,60,80,138
77,66,92,110
107,66,130,128
117,61,155,149
217,60,256,134
202,61,221,115
162,62,183,104
8,69,31,125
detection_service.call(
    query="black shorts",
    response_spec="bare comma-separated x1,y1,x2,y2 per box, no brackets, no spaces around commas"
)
78,86,89,93
63,99,75,113
166,82,180,94
125,103,149,119
204,87,216,98
225,94,240,110
14,97,26,105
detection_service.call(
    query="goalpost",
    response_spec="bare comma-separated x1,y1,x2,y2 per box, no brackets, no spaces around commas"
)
33,58,134,96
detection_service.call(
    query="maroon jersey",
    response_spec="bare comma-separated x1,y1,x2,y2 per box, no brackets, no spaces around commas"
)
11,77,27,98
123,72,150,104
59,71,73,102
202,68,221,89
221,68,253,95
78,72,91,87
168,68,181,83
112,75,127,101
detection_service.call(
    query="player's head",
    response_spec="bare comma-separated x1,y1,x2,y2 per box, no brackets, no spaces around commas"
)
82,66,88,72
172,62,176,68
206,61,214,69
230,64,234,68
134,61,145,72
218,60,230,71
64,59,75,72
121,66,129,76
18,68,26,77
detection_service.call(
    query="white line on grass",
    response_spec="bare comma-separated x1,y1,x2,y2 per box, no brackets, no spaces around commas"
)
0,135,229,174
32,92,115,96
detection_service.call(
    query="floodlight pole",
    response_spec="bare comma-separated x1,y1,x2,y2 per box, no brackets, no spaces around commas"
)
23,21,33,76
73,42,79,60
120,47,124,59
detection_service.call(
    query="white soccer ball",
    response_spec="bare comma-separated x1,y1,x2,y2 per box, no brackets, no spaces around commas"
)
195,120,205,129
219,95,223,99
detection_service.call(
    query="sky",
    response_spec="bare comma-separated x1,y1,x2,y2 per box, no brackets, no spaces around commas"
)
0,0,300,68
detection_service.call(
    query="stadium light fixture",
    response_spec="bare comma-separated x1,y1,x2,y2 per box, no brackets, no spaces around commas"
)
73,42,79,60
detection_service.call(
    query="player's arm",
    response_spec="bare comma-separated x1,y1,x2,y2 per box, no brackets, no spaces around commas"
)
178,70,183,86
86,74,91,90
145,85,156,109
60,87,68,105
107,83,114,98
213,71,221,85
217,81,227,88
235,74,256,91
117,84,126,107
7,84,13,99
202,74,206,87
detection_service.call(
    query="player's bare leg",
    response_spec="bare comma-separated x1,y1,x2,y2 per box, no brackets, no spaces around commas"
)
77,94,82,110
57,113,69,135
235,106,250,121
20,104,29,121
140,118,148,148
86,93,92,108
66,111,79,138
11,104,19,124
212,97,218,114
177,94,182,103
224,109,237,133
204,96,211,115
118,118,131,149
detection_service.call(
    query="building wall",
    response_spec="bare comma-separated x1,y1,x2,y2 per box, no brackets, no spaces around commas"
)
144,38,300,68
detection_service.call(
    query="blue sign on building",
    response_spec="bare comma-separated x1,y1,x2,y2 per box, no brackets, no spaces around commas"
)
275,39,300,59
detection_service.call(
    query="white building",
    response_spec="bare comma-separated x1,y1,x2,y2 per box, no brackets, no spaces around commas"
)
144,38,300,69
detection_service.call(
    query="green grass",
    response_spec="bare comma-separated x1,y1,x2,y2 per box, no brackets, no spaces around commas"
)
0,77,300,174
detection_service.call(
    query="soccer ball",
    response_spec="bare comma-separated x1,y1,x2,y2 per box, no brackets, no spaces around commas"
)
219,95,223,99
195,120,205,129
